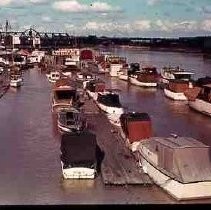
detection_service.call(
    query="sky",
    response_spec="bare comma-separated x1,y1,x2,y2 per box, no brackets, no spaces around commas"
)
0,0,211,37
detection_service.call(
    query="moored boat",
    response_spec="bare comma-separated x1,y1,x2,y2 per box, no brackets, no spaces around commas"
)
10,74,22,88
51,78,79,112
137,136,211,200
117,64,129,81
60,131,98,179
129,66,159,87
164,80,193,101
47,71,61,83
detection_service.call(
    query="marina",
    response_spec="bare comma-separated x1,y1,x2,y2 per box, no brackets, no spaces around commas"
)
1,48,211,204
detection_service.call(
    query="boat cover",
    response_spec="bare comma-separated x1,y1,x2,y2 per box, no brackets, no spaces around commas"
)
60,131,97,165
97,93,122,108
139,137,211,183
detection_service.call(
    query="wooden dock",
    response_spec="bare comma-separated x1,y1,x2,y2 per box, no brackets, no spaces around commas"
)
82,97,153,185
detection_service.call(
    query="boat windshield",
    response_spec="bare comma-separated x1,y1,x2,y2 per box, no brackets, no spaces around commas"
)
174,74,192,80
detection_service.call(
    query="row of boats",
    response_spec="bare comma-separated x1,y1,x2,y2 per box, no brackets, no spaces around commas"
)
95,54,211,118
46,64,211,200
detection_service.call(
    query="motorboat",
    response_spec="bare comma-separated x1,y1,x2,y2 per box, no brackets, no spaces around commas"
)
137,136,211,200
186,83,211,117
161,66,194,84
10,74,22,88
108,56,126,77
86,79,106,101
57,108,86,133
129,66,159,87
60,131,98,179
164,80,193,101
51,78,79,112
119,112,152,151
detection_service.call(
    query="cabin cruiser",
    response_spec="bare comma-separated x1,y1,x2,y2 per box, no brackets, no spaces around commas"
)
164,79,194,101
57,108,86,133
47,71,61,83
61,66,72,78
161,66,194,84
10,74,22,88
86,79,106,101
186,83,211,117
129,66,159,87
60,131,97,179
136,136,211,200
96,91,124,125
119,112,152,151
76,72,95,89
51,78,79,112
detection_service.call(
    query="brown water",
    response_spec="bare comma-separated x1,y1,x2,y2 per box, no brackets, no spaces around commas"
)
0,49,211,204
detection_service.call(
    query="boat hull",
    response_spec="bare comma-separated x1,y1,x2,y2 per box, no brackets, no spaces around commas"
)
164,88,187,101
129,77,157,87
10,80,22,87
96,102,124,115
189,99,211,117
61,162,96,179
118,74,128,81
139,157,211,200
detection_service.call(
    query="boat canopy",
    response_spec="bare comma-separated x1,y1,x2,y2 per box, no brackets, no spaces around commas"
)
138,137,211,183
60,131,97,165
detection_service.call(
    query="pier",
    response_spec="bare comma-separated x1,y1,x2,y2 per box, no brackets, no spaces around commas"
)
82,96,152,185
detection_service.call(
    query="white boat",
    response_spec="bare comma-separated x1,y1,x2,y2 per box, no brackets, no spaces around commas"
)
10,74,22,87
161,66,194,84
61,67,72,78
186,84,211,117
164,88,188,100
48,71,61,83
60,131,97,179
119,112,152,151
96,92,124,116
137,136,211,200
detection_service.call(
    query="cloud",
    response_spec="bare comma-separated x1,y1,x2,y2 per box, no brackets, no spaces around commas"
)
146,0,162,6
0,0,12,6
0,0,48,7
52,0,121,13
201,19,211,31
41,16,52,23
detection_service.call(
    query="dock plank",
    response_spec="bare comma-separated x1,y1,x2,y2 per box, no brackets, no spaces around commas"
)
83,97,153,185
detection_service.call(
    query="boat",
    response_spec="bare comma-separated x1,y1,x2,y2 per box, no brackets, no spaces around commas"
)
76,72,95,89
117,64,129,81
60,131,98,179
51,78,79,112
47,71,61,83
119,112,152,151
137,136,211,200
86,79,106,101
10,74,22,87
164,79,193,101
9,66,23,88
96,91,124,125
161,66,194,84
96,91,124,115
186,83,211,117
57,108,86,133
129,66,159,87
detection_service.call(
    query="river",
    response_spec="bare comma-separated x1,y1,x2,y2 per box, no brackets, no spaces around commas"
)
0,49,211,204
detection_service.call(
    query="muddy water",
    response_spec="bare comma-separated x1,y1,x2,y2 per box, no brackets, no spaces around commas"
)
0,50,211,204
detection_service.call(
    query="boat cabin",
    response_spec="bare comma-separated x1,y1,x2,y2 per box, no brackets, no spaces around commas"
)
138,136,211,183
128,63,140,75
197,84,211,102
97,92,122,108
173,72,194,81
86,80,105,93
120,112,152,143
168,80,191,93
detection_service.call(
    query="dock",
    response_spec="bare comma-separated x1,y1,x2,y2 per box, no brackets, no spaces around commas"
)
82,97,153,185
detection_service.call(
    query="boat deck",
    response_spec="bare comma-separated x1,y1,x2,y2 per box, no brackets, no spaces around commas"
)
82,96,152,185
